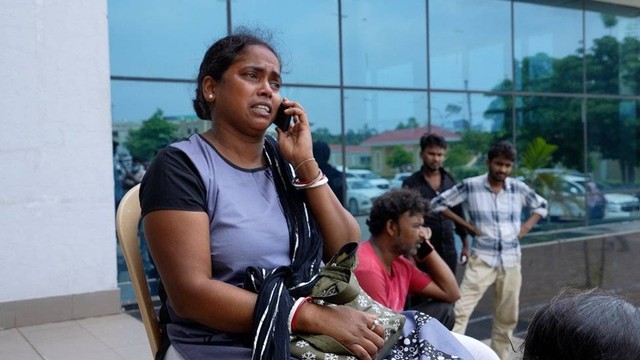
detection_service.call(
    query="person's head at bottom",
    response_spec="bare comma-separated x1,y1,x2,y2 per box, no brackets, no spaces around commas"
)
522,287,640,360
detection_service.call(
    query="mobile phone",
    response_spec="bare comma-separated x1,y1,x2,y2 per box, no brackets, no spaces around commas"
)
273,102,292,131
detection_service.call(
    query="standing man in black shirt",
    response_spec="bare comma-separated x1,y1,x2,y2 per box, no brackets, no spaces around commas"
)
403,133,468,274
402,134,468,327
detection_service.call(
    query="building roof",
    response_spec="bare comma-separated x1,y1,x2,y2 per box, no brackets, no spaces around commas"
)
361,126,461,147
328,144,369,153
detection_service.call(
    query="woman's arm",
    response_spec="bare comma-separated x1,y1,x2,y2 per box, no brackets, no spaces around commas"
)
143,210,257,333
276,100,360,260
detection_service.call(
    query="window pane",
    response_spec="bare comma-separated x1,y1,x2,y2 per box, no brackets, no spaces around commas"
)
279,87,341,137
342,0,427,88
232,0,340,86
111,80,196,122
108,0,226,79
430,92,505,180
344,90,427,176
429,0,511,91
585,5,640,95
430,92,505,133
587,99,640,221
514,1,583,93
515,96,587,228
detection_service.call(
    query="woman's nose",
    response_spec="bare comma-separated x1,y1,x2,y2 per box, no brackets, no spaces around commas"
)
257,80,273,97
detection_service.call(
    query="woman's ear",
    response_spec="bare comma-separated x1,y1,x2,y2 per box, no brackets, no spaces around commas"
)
202,75,216,103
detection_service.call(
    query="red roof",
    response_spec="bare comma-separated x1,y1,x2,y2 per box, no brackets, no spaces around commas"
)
361,126,461,147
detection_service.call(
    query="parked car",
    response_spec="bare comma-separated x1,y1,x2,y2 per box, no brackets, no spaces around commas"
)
389,172,412,189
520,170,606,222
345,169,390,189
558,174,640,219
599,186,640,219
345,178,386,215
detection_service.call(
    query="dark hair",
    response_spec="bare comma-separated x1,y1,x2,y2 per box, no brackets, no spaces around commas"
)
420,133,447,152
367,188,427,236
312,141,331,164
522,288,640,360
192,29,280,120
488,140,516,162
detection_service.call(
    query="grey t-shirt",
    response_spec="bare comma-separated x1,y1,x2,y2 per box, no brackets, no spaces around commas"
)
140,134,292,359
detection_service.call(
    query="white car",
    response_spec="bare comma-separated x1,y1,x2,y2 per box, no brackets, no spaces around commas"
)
519,170,606,221
603,192,640,219
345,178,386,215
389,172,413,189
345,169,390,190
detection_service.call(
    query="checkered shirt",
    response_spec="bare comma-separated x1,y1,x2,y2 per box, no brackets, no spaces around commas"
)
431,174,548,268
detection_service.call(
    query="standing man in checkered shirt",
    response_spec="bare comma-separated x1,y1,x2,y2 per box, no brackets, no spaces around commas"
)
430,140,548,360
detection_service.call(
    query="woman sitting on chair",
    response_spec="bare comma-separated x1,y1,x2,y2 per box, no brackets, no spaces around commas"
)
141,29,476,360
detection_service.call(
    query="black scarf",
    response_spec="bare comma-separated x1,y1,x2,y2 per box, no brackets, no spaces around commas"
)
243,136,324,360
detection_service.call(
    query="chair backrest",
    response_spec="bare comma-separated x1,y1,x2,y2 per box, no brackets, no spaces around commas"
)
116,183,161,356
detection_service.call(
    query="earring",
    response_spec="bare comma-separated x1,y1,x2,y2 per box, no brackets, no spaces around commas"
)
208,94,213,99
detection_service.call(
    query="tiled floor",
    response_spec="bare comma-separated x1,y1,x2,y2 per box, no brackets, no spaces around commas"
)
0,313,153,360
0,311,523,360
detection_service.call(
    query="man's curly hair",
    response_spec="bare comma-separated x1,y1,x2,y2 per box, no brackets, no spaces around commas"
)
366,188,428,236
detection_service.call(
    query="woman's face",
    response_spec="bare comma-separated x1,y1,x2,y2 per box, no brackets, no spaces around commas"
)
210,44,283,135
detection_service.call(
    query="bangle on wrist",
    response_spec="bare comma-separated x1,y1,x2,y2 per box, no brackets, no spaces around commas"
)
288,296,313,333
293,158,316,173
292,171,328,190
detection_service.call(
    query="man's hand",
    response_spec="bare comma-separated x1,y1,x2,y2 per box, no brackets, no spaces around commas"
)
459,244,469,265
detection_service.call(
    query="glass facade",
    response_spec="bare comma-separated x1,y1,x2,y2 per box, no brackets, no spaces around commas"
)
109,0,640,336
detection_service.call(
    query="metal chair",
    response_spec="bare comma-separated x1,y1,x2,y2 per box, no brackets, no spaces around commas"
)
116,183,161,356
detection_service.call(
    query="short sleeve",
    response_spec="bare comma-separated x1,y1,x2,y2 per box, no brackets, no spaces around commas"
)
139,145,207,217
407,261,432,294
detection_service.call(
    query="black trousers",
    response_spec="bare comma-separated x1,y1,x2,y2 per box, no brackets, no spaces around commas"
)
406,296,455,330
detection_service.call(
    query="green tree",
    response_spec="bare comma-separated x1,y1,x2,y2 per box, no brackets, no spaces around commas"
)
125,109,178,162
311,127,339,144
396,117,420,130
490,30,640,182
386,146,413,171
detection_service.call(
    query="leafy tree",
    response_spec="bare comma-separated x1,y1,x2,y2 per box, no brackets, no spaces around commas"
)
443,143,472,168
386,146,413,171
396,117,420,130
344,124,378,145
519,137,558,172
490,27,640,182
125,109,178,162
311,127,339,144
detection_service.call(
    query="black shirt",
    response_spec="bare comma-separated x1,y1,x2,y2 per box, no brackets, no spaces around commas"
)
403,167,467,272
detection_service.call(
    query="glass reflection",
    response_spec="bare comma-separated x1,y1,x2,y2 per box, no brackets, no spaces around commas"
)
108,0,226,79
430,92,504,133
343,90,427,176
111,80,196,123
231,0,340,86
429,0,511,91
514,1,583,93
278,87,341,138
514,96,586,227
587,99,640,221
585,6,640,96
342,0,427,88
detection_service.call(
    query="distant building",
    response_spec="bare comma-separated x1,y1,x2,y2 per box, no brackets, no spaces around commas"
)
361,126,461,177
328,144,371,169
